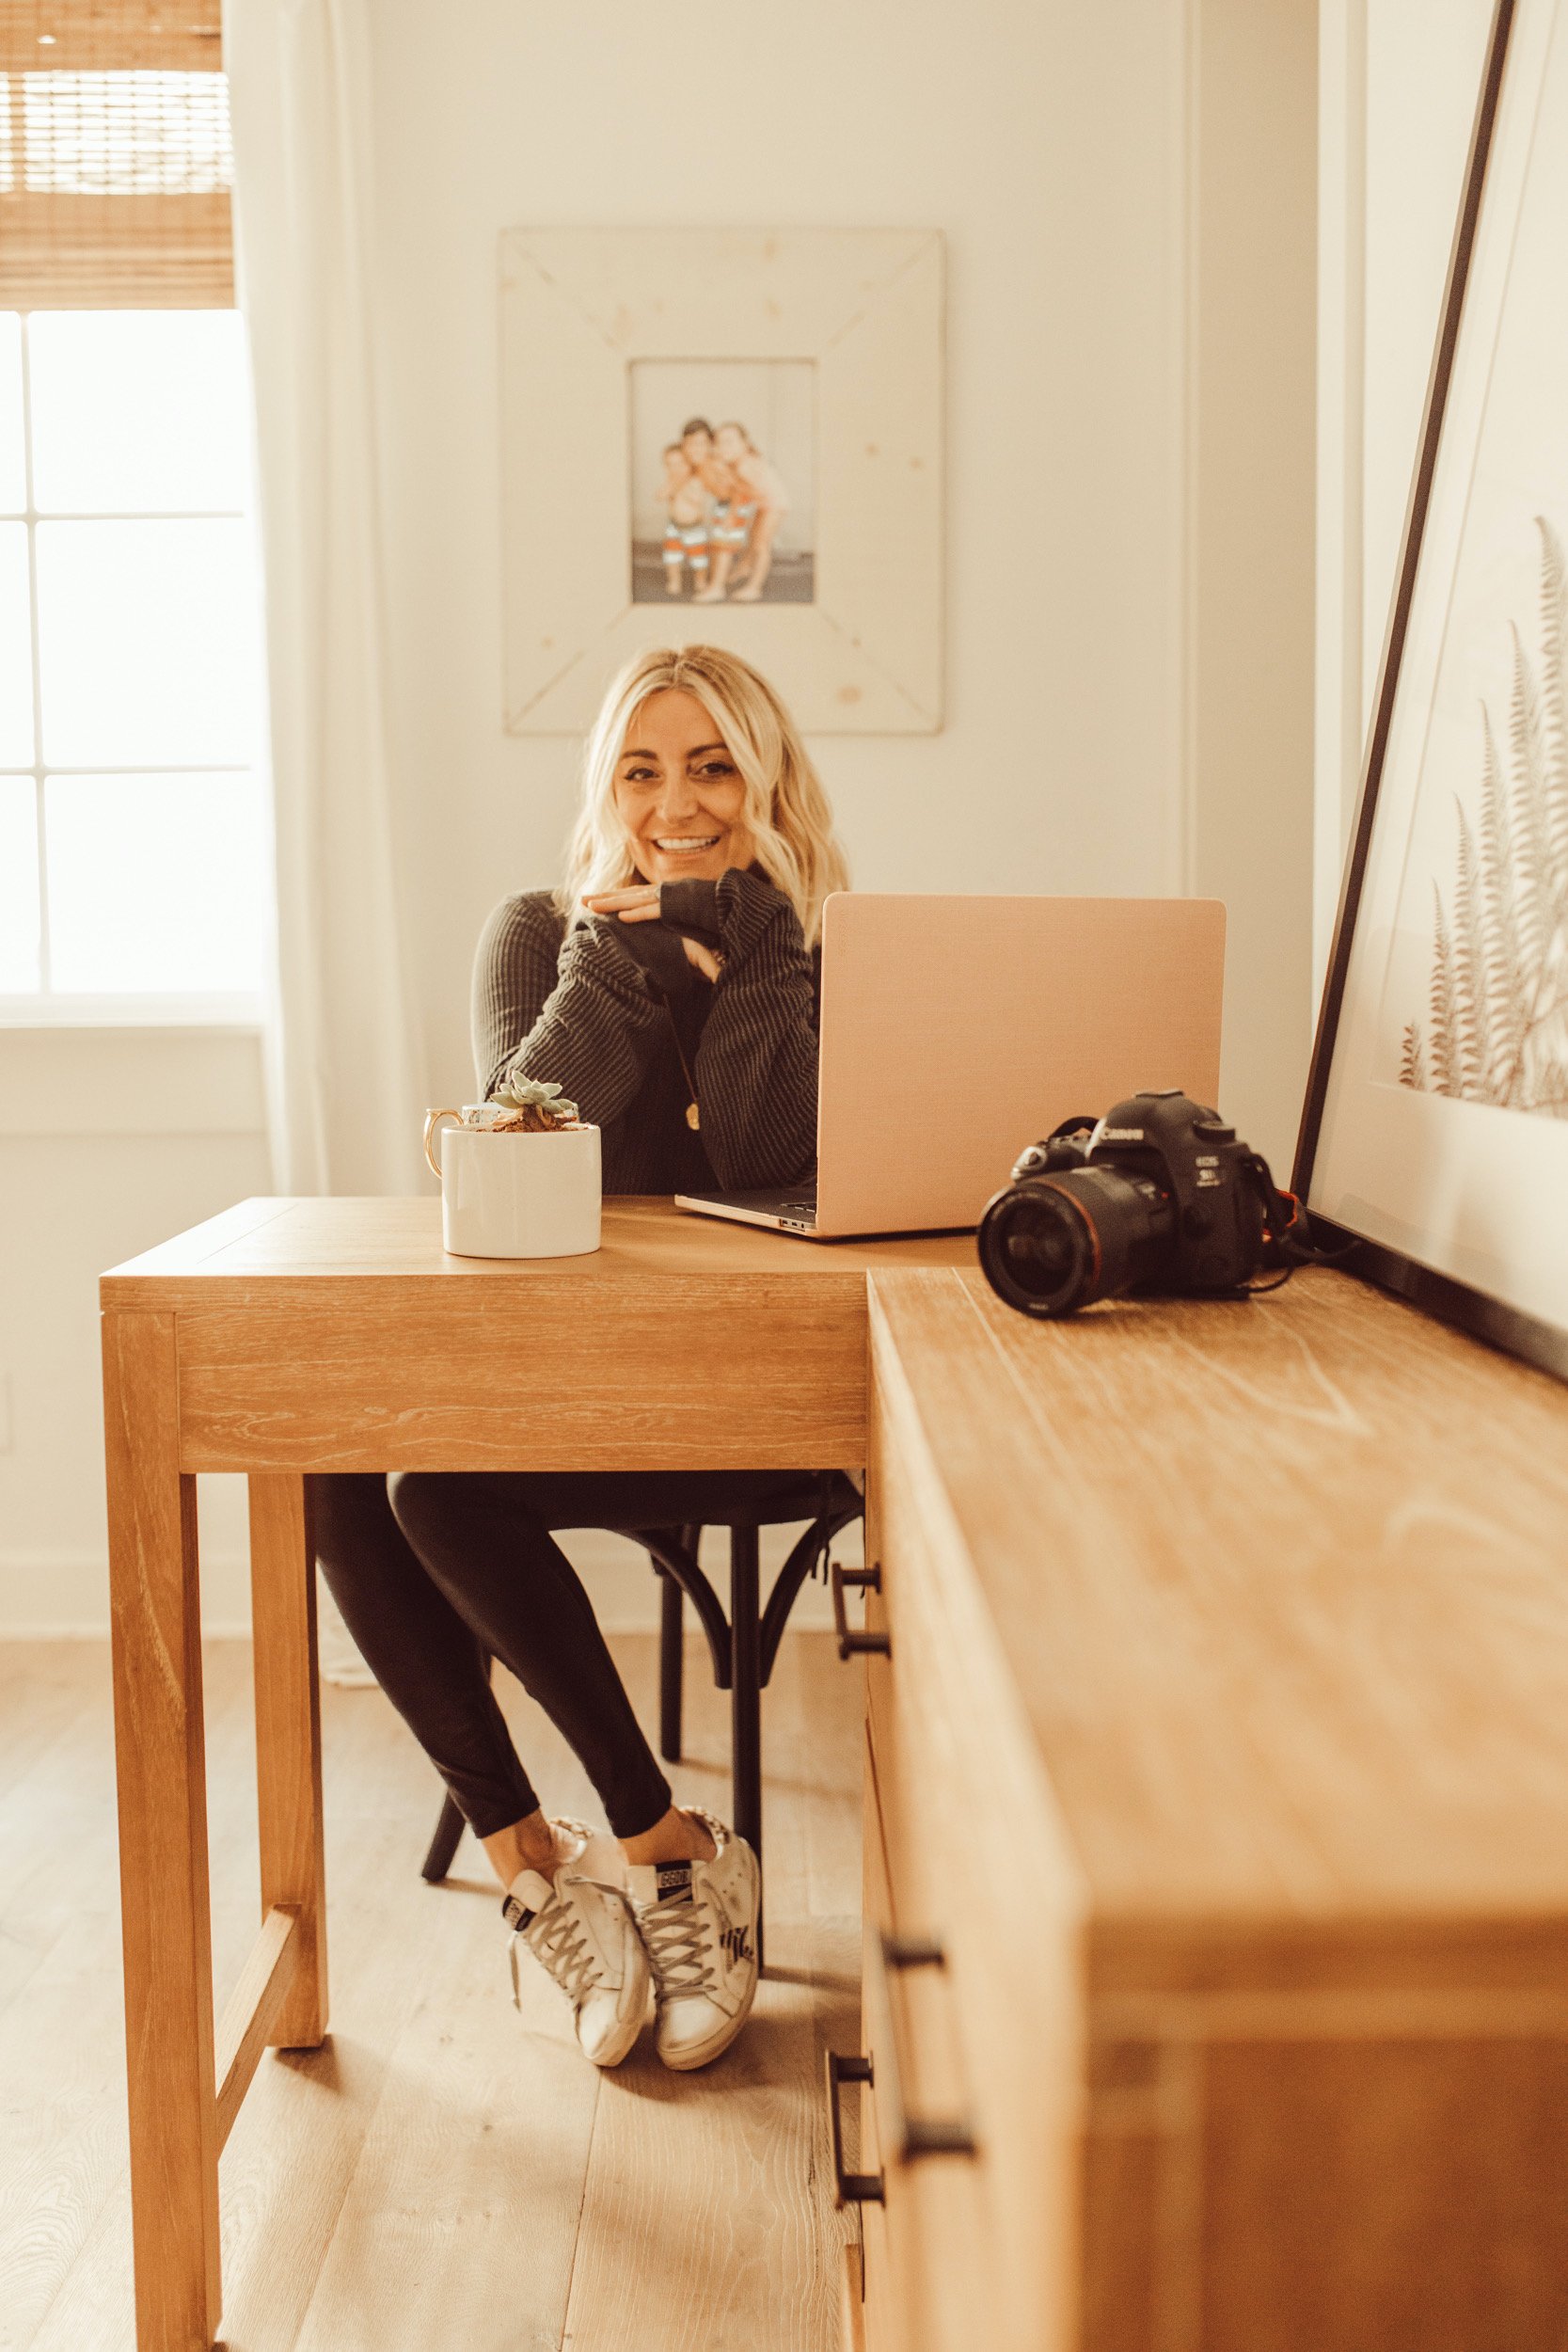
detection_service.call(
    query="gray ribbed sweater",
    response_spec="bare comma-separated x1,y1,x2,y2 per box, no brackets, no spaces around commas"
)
470,867,819,1196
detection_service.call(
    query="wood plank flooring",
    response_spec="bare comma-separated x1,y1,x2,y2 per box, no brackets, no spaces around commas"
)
0,1630,863,2352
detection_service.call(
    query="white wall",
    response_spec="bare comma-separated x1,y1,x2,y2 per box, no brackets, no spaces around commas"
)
1315,0,1494,977
1187,0,1319,1173
368,0,1317,1170
366,0,1196,1110
0,1028,271,1632
4,0,1323,1634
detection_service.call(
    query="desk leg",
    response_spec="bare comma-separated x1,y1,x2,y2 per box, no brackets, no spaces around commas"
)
103,1310,221,2352
248,1474,327,2046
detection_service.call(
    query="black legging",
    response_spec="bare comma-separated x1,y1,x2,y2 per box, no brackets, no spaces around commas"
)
311,1469,826,1840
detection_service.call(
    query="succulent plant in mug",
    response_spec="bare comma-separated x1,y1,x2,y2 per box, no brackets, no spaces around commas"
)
482,1076,583,1132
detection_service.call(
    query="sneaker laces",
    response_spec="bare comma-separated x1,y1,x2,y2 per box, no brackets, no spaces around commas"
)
639,1894,720,2000
509,1879,602,2012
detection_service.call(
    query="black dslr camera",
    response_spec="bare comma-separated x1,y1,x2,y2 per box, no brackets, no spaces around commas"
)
977,1089,1299,1320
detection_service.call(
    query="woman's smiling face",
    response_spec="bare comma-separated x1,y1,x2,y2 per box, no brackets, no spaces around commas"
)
613,689,752,884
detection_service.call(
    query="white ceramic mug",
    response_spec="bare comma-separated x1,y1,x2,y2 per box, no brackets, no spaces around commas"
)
423,1110,602,1260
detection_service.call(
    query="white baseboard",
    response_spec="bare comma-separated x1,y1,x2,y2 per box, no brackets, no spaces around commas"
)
0,1522,856,1642
0,1547,255,1638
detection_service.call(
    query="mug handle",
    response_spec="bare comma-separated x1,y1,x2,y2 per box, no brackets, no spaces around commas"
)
422,1108,463,1181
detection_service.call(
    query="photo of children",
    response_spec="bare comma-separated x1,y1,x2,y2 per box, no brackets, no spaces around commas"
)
657,428,713,598
631,360,815,606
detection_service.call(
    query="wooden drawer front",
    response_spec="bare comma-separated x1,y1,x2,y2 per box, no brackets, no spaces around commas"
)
841,2243,867,2352
860,1739,996,2352
857,1756,898,2352
1076,2017,1568,2352
865,1331,1086,2352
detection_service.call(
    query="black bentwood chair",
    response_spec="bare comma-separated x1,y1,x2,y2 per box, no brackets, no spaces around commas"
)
419,1476,864,1917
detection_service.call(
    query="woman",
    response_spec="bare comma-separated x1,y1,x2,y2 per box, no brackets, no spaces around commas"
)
314,645,850,2076
702,420,789,603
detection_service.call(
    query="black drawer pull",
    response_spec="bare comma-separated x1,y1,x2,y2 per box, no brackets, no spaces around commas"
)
884,1933,947,1972
831,1562,890,1661
825,2051,885,2207
872,1931,979,2163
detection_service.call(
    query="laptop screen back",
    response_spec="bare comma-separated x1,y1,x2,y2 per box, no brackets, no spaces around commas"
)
815,895,1227,1235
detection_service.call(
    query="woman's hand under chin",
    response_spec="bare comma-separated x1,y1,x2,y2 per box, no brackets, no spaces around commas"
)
582,883,723,983
582,881,660,923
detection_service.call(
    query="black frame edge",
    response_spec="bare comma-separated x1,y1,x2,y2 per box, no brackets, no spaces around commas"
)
1293,0,1515,1202
1307,1220,1568,1386
1288,0,1567,1386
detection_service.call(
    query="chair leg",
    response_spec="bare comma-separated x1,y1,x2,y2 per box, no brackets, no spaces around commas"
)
421,1793,467,1884
728,1524,764,1958
421,1642,489,1883
658,1567,684,1761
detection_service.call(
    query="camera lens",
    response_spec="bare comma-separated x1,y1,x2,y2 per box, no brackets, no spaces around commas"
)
976,1184,1093,1315
976,1168,1177,1319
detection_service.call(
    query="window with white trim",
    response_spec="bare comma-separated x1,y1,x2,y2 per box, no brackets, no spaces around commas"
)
0,7,265,1020
0,307,265,1012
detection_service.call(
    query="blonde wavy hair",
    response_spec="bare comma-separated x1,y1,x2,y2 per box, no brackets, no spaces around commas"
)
556,645,849,947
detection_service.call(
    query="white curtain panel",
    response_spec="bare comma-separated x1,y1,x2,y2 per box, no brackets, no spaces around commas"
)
224,0,425,1195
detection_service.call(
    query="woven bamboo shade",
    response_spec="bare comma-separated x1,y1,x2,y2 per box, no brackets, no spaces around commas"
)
0,2,231,307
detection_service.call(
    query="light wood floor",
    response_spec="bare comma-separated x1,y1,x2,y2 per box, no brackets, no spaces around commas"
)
0,1629,863,2352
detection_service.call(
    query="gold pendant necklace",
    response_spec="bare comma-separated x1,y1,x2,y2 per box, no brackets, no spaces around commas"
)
671,1014,701,1132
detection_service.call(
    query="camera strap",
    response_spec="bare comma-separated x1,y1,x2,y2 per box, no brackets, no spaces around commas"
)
1240,1152,1357,1291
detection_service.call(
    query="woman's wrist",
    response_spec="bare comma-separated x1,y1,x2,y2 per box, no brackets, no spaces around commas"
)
712,865,802,964
657,877,722,945
592,908,700,996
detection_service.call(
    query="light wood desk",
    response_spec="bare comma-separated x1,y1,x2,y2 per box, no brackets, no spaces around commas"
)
99,1196,974,2352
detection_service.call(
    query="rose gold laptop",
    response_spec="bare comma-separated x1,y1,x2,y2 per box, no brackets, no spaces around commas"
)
675,893,1226,1238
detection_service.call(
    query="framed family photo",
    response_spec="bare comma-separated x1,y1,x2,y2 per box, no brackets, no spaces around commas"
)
498,227,943,735
1295,0,1568,1379
628,364,816,609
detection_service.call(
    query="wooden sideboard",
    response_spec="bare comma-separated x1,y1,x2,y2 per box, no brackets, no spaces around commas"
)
836,1266,1568,2352
97,1200,1568,2350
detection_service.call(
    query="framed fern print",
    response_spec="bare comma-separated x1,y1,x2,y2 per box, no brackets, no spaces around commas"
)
1296,0,1568,1382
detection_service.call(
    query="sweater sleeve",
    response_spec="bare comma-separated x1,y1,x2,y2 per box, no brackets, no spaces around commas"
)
471,894,669,1126
657,878,722,946
691,867,819,1188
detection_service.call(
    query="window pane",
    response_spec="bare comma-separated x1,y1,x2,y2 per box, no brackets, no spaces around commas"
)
0,776,40,992
37,517,261,766
21,72,232,195
0,315,24,514
45,773,264,993
0,523,32,766
29,312,250,515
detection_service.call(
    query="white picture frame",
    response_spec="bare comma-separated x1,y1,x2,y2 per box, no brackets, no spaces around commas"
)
1297,0,1568,1380
498,227,944,735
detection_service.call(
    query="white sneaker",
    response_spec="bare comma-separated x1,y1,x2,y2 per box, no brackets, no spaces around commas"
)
502,1819,649,2068
626,1809,760,2071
